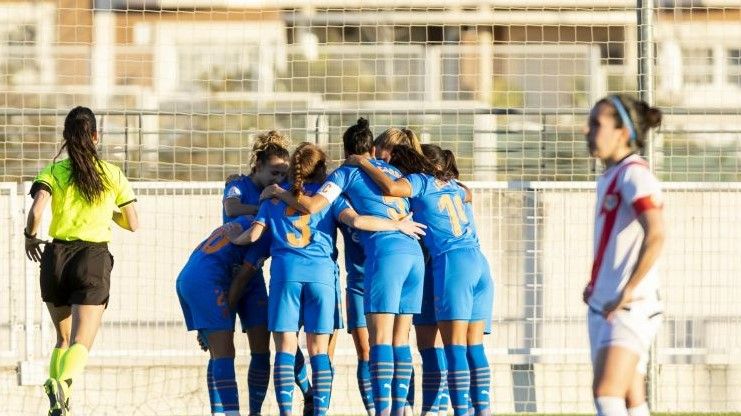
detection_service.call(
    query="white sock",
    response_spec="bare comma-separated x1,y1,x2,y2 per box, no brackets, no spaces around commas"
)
595,396,628,416
628,403,650,416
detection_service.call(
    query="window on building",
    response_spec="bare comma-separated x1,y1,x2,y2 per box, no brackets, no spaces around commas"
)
727,48,741,87
682,47,714,85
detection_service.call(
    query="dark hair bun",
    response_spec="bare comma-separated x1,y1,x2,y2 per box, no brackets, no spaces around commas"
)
356,117,369,130
646,107,662,129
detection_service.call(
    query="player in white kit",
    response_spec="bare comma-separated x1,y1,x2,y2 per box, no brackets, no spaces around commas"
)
583,95,665,416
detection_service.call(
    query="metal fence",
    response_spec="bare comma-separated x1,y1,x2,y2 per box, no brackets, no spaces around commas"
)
1,181,740,414
2,107,740,184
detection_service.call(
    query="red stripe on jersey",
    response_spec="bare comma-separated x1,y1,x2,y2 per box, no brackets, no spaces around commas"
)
632,195,660,215
586,160,646,300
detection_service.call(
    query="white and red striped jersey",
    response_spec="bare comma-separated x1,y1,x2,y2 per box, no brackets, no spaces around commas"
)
587,154,663,313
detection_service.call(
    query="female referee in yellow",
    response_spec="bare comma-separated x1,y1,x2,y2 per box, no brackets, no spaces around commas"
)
25,106,139,416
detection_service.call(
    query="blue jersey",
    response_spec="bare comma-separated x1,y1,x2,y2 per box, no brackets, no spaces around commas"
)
223,175,262,223
406,173,479,257
339,224,365,282
255,182,350,282
463,199,480,245
317,160,418,256
179,216,255,285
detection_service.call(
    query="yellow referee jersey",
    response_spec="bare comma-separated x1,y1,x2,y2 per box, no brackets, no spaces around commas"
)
32,159,136,243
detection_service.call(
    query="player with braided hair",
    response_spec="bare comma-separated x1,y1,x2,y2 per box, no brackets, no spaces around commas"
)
228,142,426,416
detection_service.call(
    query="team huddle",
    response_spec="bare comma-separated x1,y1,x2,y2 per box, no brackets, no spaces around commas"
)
28,95,665,416
176,119,494,416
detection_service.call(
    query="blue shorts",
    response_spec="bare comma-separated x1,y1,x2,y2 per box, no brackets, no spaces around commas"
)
364,252,425,315
268,257,337,334
176,270,235,332
433,247,494,322
236,271,269,331
269,280,337,334
346,275,366,332
413,263,437,326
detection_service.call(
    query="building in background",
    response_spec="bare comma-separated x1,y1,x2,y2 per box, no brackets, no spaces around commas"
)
0,0,739,181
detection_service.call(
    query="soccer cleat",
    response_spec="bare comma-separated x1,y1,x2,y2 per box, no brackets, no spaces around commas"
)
44,378,70,416
44,378,61,416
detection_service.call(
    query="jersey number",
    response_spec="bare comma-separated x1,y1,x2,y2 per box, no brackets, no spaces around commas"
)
201,229,230,254
285,206,311,247
438,194,469,237
383,196,407,220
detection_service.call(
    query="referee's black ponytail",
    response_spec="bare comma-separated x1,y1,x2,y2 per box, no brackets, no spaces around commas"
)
56,106,107,203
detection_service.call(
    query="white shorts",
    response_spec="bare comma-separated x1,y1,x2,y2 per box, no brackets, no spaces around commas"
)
587,304,662,374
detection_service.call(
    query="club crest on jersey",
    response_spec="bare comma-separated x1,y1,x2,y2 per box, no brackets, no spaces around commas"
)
603,194,619,211
226,186,241,198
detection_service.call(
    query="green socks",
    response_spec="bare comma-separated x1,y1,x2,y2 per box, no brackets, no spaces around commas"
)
58,343,89,383
49,347,68,379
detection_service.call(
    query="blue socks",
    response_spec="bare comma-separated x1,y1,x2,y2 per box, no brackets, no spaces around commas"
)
467,344,491,416
444,345,471,416
274,352,295,416
310,354,334,416
357,360,375,415
406,367,415,409
211,357,239,414
248,352,270,415
437,347,450,415
419,347,445,415
295,347,313,398
370,344,394,416
206,359,223,415
391,345,414,416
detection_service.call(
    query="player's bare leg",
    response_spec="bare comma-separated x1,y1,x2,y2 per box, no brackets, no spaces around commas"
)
625,370,649,416
593,346,640,416
44,304,72,416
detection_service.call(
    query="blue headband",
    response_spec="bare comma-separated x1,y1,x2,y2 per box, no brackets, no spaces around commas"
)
608,96,637,143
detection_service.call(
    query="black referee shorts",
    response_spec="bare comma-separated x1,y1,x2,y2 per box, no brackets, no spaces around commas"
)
40,240,114,307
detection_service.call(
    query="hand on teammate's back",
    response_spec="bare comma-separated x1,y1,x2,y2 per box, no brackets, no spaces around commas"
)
396,215,427,240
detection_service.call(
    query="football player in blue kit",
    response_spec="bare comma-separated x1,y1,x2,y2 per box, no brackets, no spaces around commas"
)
226,143,426,416
222,131,314,415
346,143,494,416
261,120,426,416
374,127,445,416
338,222,377,415
176,216,266,416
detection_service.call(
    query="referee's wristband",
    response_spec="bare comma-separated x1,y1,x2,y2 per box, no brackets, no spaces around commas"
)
23,229,36,239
